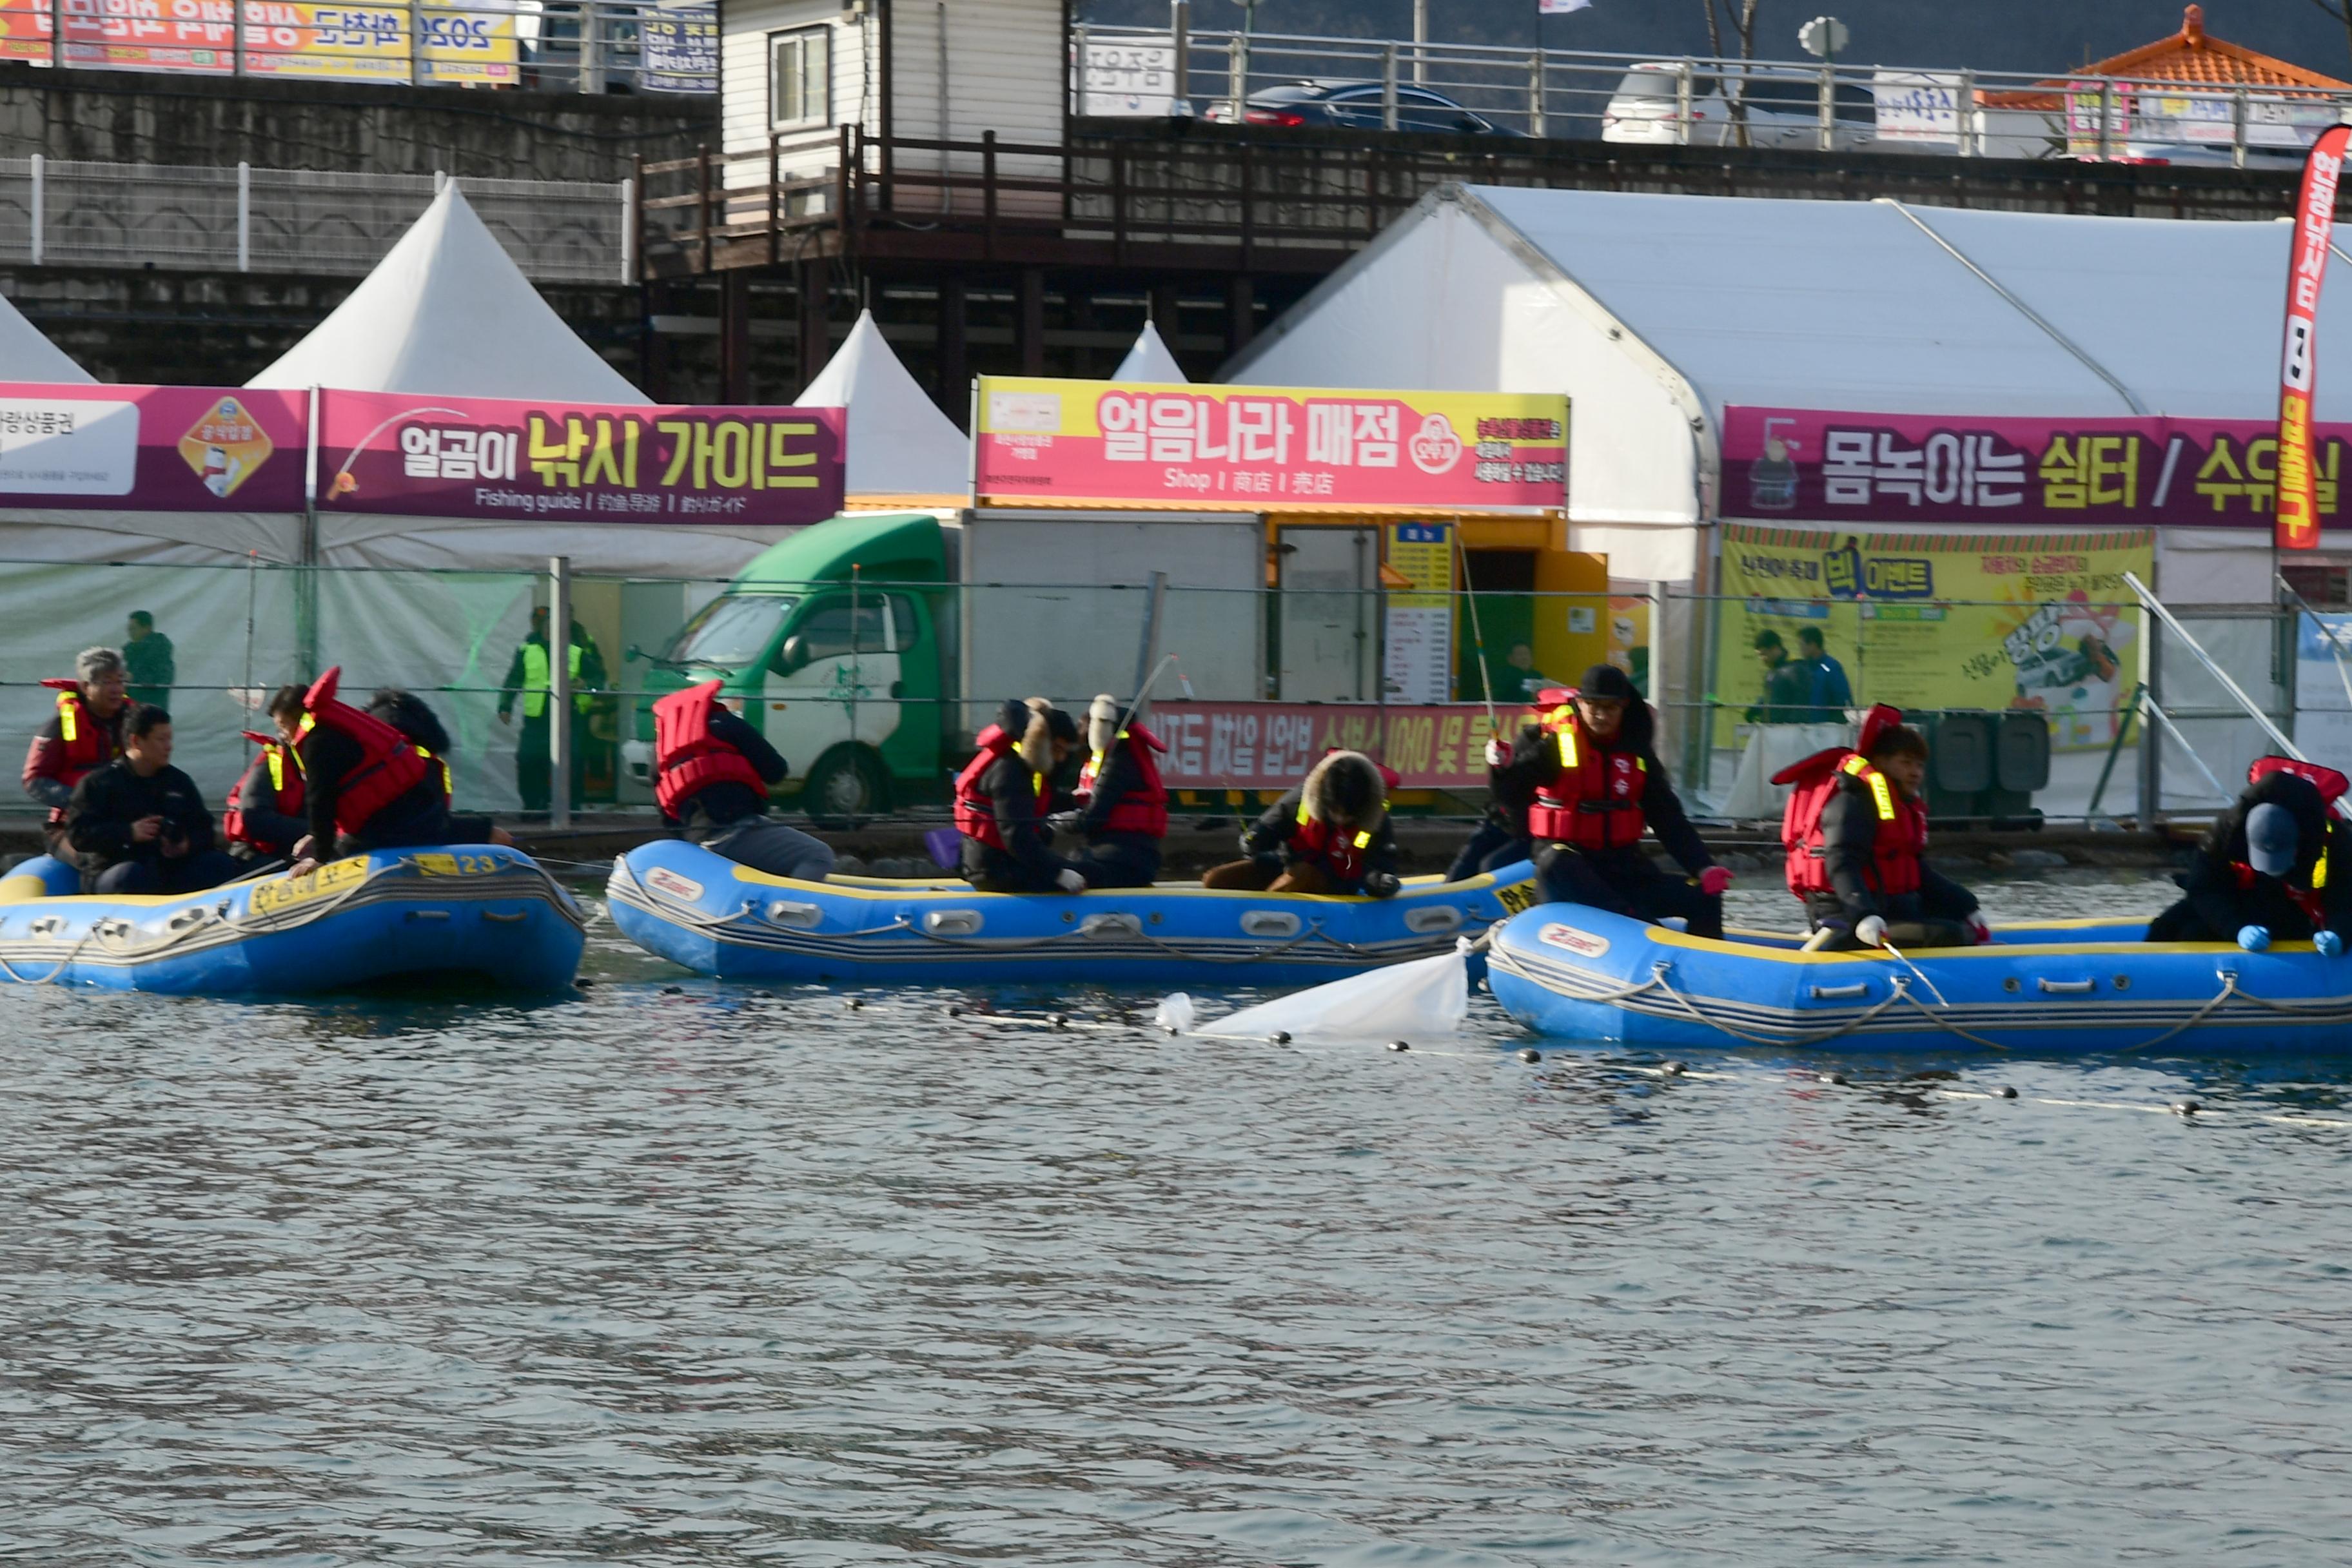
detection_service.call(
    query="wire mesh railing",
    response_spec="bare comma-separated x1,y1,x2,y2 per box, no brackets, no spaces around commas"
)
1077,22,2346,170
0,159,630,282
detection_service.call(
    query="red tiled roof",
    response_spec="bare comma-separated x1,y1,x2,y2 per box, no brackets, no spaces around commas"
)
1987,6,2349,109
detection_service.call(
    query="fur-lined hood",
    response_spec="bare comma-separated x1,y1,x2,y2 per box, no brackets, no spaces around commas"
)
1301,749,1387,832
1016,696,1070,774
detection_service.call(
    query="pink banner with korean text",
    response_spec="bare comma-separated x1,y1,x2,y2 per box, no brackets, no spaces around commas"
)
1725,405,2352,531
316,391,846,524
1151,701,1548,792
975,378,1567,509
0,382,308,511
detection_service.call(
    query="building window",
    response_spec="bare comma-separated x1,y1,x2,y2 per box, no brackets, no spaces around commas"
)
770,26,831,128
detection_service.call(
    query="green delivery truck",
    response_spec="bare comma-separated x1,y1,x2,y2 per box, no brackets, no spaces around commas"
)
620,509,1269,822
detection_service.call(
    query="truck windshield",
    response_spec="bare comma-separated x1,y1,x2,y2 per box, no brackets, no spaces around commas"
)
663,594,799,669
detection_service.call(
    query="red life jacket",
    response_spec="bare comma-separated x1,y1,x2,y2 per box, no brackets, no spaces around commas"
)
224,730,306,851
1524,706,1649,850
1784,753,1926,899
299,667,431,836
953,725,1051,852
2248,754,2351,805
2230,858,2329,926
1288,807,1382,885
652,680,768,819
1075,723,1168,838
34,678,123,825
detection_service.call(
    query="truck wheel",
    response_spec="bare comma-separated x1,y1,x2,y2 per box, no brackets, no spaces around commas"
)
803,748,885,829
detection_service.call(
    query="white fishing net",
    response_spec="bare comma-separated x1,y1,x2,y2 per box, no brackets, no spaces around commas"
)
1164,948,1470,1043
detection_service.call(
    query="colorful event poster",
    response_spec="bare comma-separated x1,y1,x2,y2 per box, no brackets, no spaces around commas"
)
1150,700,1545,792
975,378,1567,509
1716,524,2153,752
0,382,308,511
317,391,846,524
0,0,518,84
1725,406,2352,532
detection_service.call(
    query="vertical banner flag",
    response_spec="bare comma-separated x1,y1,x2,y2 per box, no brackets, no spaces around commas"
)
2278,121,2352,551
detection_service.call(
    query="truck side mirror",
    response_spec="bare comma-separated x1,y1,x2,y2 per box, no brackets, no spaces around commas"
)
777,634,810,675
625,643,642,663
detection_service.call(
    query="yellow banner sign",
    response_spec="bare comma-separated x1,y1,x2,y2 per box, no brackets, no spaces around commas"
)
1717,525,2153,752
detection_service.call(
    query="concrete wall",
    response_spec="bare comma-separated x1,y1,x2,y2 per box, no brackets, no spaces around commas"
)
0,63,715,181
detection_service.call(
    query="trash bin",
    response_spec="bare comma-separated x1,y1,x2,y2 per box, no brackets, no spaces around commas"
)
1919,708,2049,823
1987,709,2051,827
1924,709,1994,821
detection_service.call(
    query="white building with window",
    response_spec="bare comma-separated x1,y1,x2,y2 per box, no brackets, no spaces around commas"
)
719,0,1068,204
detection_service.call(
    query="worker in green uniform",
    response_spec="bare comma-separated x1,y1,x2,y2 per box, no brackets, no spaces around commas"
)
496,607,605,812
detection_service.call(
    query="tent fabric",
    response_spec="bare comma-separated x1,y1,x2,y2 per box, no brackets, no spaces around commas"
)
0,294,94,384
1113,321,1188,383
246,183,647,404
798,309,969,498
1224,181,2352,567
316,514,799,577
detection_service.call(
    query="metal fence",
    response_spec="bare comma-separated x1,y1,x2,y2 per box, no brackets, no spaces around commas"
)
1077,21,2346,170
0,159,631,283
5,0,712,95
0,557,2324,832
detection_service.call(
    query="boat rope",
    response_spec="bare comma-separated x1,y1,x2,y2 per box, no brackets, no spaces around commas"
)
2110,972,2251,1055
0,930,93,985
1649,962,1912,1047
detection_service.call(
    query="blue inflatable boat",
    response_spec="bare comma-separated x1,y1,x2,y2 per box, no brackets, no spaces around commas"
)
0,846,586,994
605,838,1538,985
1485,903,2352,1054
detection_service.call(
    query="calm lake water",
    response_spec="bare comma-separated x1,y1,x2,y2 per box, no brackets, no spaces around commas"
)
4,871,2349,1565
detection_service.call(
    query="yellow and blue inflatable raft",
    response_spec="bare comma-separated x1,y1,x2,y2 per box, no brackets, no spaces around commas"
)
0,845,586,994
1486,903,2352,1054
607,839,1536,985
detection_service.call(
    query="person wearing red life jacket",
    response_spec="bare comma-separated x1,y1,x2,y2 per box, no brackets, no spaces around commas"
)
1200,749,1404,897
22,647,132,860
2146,756,2352,952
223,728,307,861
1776,705,1983,951
1502,663,1729,938
1059,692,1169,888
956,698,1086,894
270,670,513,875
651,679,833,880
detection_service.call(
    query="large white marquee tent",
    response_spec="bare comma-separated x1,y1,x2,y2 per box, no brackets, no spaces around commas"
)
1226,182,2343,600
1226,183,2345,810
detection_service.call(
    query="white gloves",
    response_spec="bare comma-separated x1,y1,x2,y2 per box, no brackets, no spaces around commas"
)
1855,914,1888,948
1055,868,1086,894
1484,738,1509,767
1965,913,1992,945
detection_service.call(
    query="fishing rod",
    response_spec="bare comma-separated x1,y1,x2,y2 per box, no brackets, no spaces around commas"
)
1451,521,1499,734
1115,652,1182,738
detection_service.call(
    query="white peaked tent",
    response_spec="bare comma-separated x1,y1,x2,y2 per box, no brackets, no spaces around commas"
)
799,309,969,501
247,182,647,404
1113,320,1188,383
1,293,94,384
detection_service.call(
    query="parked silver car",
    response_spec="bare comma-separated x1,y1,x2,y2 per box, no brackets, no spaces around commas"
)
1602,61,1874,150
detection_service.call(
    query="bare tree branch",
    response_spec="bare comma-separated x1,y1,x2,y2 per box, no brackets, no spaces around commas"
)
2308,0,2352,72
